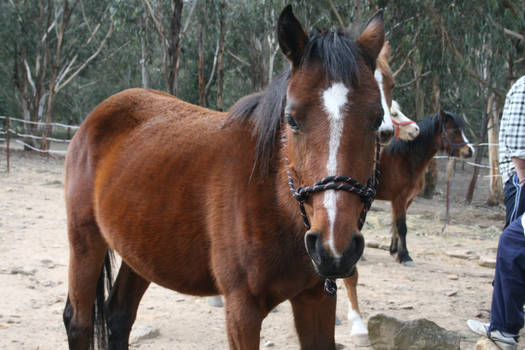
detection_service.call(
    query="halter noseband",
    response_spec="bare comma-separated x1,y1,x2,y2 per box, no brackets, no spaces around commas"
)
392,119,417,139
285,137,380,296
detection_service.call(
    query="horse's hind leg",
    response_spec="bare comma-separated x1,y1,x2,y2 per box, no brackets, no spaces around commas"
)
105,262,150,350
343,269,370,346
290,282,336,350
64,218,109,350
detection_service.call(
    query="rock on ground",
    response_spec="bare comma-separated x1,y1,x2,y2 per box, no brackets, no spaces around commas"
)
130,325,160,344
367,313,460,350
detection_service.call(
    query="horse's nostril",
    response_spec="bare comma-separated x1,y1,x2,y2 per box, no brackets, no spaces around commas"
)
305,232,322,265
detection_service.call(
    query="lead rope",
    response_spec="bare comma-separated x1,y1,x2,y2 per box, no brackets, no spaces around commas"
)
286,137,381,296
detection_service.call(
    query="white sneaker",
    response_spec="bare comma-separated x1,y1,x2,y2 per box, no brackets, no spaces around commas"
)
467,319,518,350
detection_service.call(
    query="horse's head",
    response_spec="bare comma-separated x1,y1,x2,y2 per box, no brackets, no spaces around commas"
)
374,41,395,145
391,100,420,140
278,6,385,278
439,110,474,159
376,41,419,142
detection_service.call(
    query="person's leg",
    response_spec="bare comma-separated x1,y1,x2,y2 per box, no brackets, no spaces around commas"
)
489,215,525,336
504,174,525,228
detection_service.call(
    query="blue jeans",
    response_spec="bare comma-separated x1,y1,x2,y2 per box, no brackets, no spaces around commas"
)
504,173,525,228
490,216,525,335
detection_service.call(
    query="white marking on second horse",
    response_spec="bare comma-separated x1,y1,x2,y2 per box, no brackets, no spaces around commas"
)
374,69,394,133
461,130,475,155
322,82,349,259
347,307,368,337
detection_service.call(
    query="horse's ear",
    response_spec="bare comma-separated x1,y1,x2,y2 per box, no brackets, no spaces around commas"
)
278,5,308,68
357,9,385,62
438,109,449,128
378,40,391,62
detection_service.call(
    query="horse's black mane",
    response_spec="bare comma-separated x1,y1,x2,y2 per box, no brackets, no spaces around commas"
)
385,111,464,158
226,30,366,178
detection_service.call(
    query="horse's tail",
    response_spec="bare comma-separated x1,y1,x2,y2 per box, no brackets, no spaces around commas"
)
92,250,115,349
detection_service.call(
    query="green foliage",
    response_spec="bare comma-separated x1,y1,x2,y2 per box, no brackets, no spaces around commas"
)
0,0,523,145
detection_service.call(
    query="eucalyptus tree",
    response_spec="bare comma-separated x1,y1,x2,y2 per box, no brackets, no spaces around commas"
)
2,0,114,149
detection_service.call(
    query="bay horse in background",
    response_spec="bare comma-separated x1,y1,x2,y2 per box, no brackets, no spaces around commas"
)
343,109,474,346
63,6,389,350
341,39,419,346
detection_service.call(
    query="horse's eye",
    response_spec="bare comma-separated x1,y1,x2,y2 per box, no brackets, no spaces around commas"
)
286,115,300,131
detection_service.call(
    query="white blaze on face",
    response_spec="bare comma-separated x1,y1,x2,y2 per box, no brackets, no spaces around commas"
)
374,69,393,132
391,100,404,122
461,130,475,155
322,82,349,259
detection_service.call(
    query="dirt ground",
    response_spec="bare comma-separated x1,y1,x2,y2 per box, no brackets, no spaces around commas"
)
1,149,524,350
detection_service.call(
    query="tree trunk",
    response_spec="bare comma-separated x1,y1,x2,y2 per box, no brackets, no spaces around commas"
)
422,159,438,198
414,51,425,119
198,22,205,106
141,38,150,89
168,0,183,95
465,104,489,204
487,95,504,205
140,13,150,89
422,72,439,199
216,0,226,111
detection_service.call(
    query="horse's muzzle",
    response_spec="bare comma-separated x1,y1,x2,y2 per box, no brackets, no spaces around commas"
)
379,127,394,145
460,146,474,159
305,231,364,278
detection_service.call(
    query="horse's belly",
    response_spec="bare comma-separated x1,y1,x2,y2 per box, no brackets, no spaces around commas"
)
94,148,218,295
104,219,217,295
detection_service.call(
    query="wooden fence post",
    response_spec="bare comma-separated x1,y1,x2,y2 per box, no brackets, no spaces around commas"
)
6,116,10,172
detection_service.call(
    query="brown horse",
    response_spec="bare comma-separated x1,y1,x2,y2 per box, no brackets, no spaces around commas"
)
207,38,420,309
343,109,473,346
63,6,388,350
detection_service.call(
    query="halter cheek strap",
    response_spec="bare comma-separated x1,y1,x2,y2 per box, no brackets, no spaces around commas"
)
441,123,467,156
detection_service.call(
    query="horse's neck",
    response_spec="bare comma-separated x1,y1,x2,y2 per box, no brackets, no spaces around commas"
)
407,132,442,174
274,152,310,236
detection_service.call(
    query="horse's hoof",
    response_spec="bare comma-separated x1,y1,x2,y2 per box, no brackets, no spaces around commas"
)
351,333,371,347
402,260,415,267
207,296,223,307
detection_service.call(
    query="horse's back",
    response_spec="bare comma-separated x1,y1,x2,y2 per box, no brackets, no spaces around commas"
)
65,88,235,293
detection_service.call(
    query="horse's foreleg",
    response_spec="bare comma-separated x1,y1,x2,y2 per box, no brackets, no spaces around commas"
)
224,289,264,350
392,198,413,264
343,270,370,346
396,215,413,264
105,262,150,350
290,282,336,350
64,221,108,350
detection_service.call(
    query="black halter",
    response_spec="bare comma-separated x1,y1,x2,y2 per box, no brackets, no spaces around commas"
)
441,123,467,157
285,137,381,296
